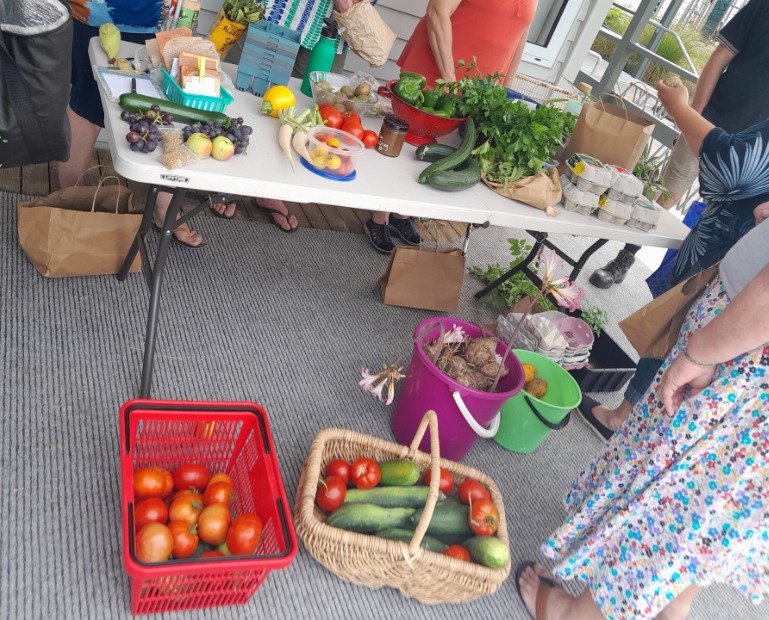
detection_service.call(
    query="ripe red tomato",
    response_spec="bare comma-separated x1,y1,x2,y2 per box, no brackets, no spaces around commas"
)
468,497,499,536
350,458,381,489
337,157,355,177
168,519,199,559
134,497,169,531
443,545,471,561
315,475,347,512
458,478,491,505
197,504,232,546
134,468,166,500
341,119,364,141
208,472,232,488
159,468,174,498
169,493,204,525
135,522,173,563
173,463,210,492
340,109,361,124
320,106,343,129
203,481,234,507
425,468,455,494
226,513,263,555
361,129,378,148
326,459,351,485
200,550,225,558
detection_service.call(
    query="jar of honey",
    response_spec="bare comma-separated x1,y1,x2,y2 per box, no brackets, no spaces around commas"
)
376,115,409,157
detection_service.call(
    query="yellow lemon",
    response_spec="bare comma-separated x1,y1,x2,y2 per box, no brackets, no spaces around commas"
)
522,363,538,384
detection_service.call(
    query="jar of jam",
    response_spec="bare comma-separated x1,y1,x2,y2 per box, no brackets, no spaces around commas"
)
376,115,409,157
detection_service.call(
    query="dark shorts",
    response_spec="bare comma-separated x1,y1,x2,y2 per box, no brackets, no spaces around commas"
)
70,20,151,127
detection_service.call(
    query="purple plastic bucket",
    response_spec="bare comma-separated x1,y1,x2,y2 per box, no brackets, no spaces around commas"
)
390,318,525,461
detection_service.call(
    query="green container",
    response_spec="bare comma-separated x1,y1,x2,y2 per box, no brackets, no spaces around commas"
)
494,350,582,454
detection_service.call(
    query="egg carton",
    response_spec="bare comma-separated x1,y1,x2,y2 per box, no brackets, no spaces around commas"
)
566,153,611,194
606,187,641,204
596,198,632,226
605,164,644,201
560,174,600,215
569,171,610,195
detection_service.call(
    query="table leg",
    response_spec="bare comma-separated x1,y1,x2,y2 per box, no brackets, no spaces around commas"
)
138,187,187,398
117,185,159,282
474,233,546,299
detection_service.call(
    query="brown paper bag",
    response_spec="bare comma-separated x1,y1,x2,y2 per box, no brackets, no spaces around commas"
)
333,2,396,67
482,168,562,216
559,97,655,171
17,175,142,278
379,245,466,312
619,264,720,359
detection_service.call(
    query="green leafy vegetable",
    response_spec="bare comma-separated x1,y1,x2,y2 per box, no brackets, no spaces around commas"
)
222,0,265,24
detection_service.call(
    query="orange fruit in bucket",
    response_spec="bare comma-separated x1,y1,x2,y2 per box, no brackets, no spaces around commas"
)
522,363,538,384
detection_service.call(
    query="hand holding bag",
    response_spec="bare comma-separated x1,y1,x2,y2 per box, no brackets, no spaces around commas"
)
0,1,72,168
17,172,142,278
559,94,655,172
332,2,396,67
379,223,465,312
619,263,720,359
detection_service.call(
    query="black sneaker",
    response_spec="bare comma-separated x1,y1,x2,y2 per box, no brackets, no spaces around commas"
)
364,219,395,254
388,215,422,246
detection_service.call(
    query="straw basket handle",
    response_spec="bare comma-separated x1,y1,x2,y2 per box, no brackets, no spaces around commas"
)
405,411,442,558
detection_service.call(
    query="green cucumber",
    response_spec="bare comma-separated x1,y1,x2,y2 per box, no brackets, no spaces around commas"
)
426,158,482,192
418,118,476,184
379,460,420,486
326,503,416,533
344,486,442,508
118,93,231,127
375,528,449,553
410,499,474,544
462,536,510,569
415,143,458,163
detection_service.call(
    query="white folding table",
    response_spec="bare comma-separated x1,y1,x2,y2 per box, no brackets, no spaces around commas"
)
90,39,689,397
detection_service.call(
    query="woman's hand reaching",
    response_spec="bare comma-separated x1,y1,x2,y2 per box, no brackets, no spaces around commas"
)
660,351,716,415
656,78,689,117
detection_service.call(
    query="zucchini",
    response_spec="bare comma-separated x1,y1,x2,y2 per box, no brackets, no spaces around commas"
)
426,157,482,192
343,486,443,508
379,460,420,486
462,536,510,569
410,499,474,544
375,528,449,554
118,93,231,127
418,118,476,184
415,143,458,163
326,503,416,533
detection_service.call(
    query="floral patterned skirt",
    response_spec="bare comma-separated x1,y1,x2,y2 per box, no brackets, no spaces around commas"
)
542,276,769,620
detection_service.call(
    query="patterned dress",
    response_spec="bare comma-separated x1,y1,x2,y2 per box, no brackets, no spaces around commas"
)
542,276,769,619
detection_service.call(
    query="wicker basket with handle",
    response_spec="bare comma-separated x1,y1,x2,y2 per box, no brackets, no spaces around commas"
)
294,411,511,604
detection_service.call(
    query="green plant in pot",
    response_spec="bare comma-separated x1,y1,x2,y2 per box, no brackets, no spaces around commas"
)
633,145,671,202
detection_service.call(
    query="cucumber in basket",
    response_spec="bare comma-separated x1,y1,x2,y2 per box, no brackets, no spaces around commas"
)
326,503,416,533
375,528,449,553
344,486,443,508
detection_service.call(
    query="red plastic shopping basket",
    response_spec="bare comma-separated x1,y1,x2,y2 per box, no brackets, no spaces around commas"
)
119,399,297,615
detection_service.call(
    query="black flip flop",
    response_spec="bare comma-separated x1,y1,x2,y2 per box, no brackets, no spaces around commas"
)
151,222,207,249
577,395,615,441
251,198,298,233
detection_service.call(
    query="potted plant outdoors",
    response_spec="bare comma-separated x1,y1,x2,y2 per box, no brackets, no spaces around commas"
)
633,144,671,203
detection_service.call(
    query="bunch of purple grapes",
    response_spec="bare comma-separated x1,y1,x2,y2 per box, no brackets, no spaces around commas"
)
121,105,174,154
181,117,253,155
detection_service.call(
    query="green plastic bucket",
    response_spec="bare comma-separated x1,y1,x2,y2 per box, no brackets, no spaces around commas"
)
494,350,582,454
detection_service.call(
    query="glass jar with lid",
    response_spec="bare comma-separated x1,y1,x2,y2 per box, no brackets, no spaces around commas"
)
376,115,409,157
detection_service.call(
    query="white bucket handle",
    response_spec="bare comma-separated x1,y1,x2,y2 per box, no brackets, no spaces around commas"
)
452,391,500,438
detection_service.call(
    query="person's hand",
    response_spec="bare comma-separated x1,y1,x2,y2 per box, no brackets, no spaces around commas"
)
333,0,357,12
660,352,716,415
656,78,689,116
754,200,769,225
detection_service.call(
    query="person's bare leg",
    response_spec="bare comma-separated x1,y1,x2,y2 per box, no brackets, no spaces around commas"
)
153,192,205,247
372,211,389,225
58,107,100,188
661,191,684,210
655,585,699,620
519,565,698,620
590,399,633,432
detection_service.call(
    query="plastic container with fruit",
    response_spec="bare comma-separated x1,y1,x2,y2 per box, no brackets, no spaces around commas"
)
308,71,380,117
302,126,365,181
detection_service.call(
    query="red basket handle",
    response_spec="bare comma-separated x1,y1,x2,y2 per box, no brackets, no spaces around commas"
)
377,84,392,99
405,411,441,558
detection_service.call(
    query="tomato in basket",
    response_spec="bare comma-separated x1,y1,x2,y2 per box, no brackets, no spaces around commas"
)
198,504,232,545
351,457,381,489
135,522,173,563
316,475,347,512
458,478,490,505
134,497,169,531
443,545,471,562
173,463,210,492
468,497,499,537
325,459,351,485
168,519,200,559
226,513,263,555
134,468,168,500
425,467,454,494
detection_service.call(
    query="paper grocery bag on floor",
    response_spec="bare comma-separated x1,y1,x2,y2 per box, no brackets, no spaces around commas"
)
619,263,720,359
17,175,142,277
559,97,655,172
380,245,465,312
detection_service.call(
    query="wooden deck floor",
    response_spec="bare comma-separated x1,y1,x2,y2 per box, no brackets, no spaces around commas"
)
0,149,467,240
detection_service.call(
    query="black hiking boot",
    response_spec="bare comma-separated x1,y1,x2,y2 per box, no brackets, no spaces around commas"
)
589,249,636,289
364,219,395,254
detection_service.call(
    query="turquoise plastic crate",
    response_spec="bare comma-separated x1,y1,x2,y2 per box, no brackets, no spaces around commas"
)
161,66,234,113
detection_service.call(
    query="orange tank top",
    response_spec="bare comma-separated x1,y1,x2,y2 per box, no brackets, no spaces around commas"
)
397,0,537,86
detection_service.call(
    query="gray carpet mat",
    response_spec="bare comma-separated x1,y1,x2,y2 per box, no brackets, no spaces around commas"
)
0,191,761,619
